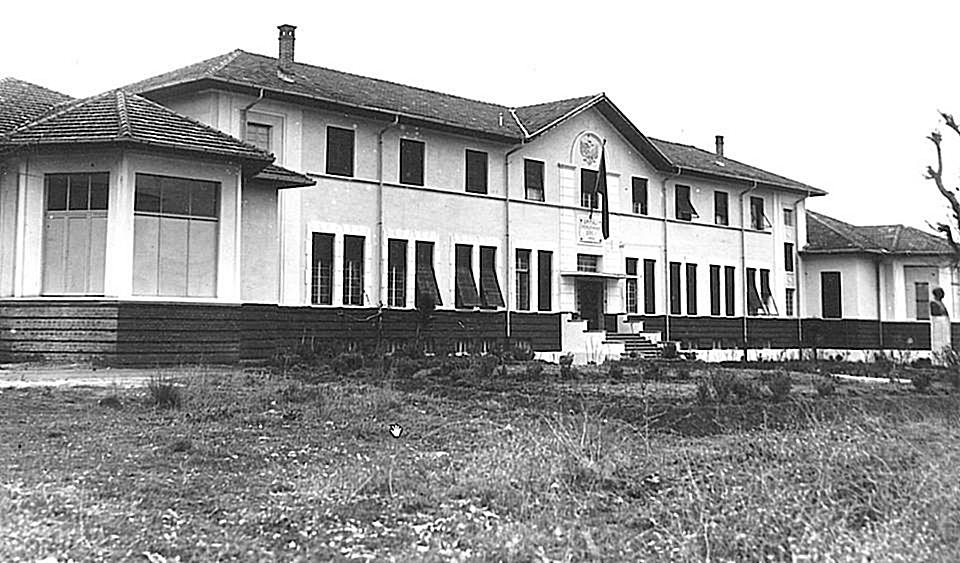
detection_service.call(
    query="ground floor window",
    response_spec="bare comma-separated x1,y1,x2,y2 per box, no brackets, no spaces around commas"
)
415,241,442,308
625,258,638,314
643,259,656,314
387,239,406,307
132,174,218,297
311,233,334,305
479,246,504,308
669,262,681,315
686,263,698,315
43,172,109,295
724,266,736,316
538,250,553,311
746,268,763,316
516,249,531,311
709,265,721,316
343,235,365,306
785,288,795,316
454,244,480,309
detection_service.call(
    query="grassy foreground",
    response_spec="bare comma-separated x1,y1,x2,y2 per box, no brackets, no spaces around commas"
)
2,364,960,562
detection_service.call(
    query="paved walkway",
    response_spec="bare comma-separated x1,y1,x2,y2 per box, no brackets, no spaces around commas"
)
0,364,236,389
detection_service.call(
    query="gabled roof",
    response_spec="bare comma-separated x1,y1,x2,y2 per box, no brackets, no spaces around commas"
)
126,49,821,194
651,138,826,195
0,89,273,165
805,210,953,255
0,77,72,135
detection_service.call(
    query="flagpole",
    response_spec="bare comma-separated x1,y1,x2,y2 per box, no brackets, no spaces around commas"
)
592,139,607,216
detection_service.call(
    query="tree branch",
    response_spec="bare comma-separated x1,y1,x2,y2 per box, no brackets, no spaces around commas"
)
925,119,960,261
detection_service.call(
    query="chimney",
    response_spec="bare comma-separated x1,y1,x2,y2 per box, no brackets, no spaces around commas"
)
278,24,296,66
715,135,724,157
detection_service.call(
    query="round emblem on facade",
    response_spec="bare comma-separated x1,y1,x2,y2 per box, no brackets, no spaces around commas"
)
579,134,601,166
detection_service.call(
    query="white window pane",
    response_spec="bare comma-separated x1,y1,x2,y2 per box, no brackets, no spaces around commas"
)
188,220,218,297
159,217,188,296
133,215,159,295
65,216,90,293
88,216,107,294
42,215,66,294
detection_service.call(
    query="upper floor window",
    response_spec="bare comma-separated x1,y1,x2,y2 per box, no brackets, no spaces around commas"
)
524,159,544,201
675,184,698,221
245,122,271,152
714,191,729,225
577,254,600,273
783,208,795,227
326,126,355,177
465,149,488,194
784,242,795,272
400,139,425,186
581,169,599,209
632,177,648,215
750,196,767,230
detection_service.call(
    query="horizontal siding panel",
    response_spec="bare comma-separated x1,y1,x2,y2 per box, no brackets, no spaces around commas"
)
881,322,930,349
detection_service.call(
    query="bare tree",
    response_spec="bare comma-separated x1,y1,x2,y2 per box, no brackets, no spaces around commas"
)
926,112,960,259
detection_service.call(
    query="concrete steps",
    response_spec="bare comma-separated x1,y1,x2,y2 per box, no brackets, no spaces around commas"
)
604,333,661,359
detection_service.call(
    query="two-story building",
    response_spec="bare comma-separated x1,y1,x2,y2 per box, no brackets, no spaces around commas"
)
0,26,838,363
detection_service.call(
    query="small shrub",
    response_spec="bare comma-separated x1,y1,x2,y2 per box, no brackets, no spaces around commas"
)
911,370,933,392
695,379,713,405
731,378,763,403
509,341,535,362
524,362,544,378
147,376,182,410
707,369,737,403
168,438,193,453
98,395,123,409
559,353,575,378
765,370,793,402
392,357,424,378
814,375,837,397
329,352,365,375
473,355,500,378
947,369,960,390
607,361,624,379
638,361,662,380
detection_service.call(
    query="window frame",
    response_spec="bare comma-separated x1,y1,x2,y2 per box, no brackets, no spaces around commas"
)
724,265,736,316
415,241,442,308
478,246,504,308
387,238,407,308
632,177,648,215
625,258,639,314
675,184,698,221
785,287,795,317
709,264,721,316
399,138,426,186
454,244,481,309
577,254,600,273
714,191,729,226
784,242,795,272
783,208,795,227
686,263,698,316
669,261,682,314
516,249,531,311
523,159,545,202
821,271,842,319
580,168,599,209
750,196,766,231
643,259,656,315
311,233,335,305
42,172,110,295
342,235,365,306
325,125,355,177
245,121,272,152
537,250,553,312
465,149,488,194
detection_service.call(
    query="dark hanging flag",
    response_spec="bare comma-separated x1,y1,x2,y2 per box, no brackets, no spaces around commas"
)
594,142,610,239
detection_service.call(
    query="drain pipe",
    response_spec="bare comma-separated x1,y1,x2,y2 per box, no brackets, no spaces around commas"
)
792,192,806,355
377,115,400,306
740,181,760,359
661,169,679,342
503,141,526,341
240,88,266,141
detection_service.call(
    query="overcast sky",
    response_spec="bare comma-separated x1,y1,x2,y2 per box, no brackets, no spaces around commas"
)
3,0,959,232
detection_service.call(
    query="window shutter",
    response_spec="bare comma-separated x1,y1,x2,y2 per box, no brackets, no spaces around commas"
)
415,242,442,307
746,268,763,315
455,245,481,308
479,246,504,308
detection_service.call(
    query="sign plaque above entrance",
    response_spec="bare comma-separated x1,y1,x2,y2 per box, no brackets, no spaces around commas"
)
578,216,603,245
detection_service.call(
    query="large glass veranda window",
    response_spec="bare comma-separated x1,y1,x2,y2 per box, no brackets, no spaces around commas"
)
132,174,219,297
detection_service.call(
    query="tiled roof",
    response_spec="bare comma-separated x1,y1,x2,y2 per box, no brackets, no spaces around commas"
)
126,49,822,194
127,50,526,138
0,77,72,135
650,138,826,195
254,163,315,188
805,211,953,255
513,94,600,136
0,89,273,164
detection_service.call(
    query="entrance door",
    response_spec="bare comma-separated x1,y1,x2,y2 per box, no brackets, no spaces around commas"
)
576,279,604,331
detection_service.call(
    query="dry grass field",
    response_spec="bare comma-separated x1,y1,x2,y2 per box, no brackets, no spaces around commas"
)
2,357,959,562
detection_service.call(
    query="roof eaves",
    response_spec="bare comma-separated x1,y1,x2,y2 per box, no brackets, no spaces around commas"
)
676,165,824,195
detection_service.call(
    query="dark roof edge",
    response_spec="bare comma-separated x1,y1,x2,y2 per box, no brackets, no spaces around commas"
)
0,138,272,168
142,78,523,144
676,166,827,195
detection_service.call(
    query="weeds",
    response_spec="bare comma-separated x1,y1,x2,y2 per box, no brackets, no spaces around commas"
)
146,374,182,409
911,370,933,393
764,370,794,402
814,375,837,397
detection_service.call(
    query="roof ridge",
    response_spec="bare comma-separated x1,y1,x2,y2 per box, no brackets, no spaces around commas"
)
116,91,131,138
233,50,515,110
